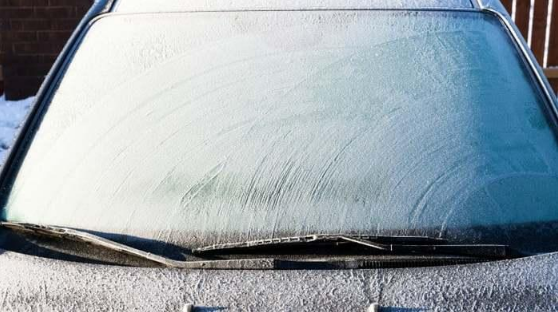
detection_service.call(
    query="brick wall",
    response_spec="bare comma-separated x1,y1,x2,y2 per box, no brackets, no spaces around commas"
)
0,0,92,100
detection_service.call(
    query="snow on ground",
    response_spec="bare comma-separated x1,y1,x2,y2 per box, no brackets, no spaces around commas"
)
0,95,34,164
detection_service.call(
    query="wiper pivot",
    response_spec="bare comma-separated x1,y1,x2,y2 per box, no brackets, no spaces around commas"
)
0,222,275,269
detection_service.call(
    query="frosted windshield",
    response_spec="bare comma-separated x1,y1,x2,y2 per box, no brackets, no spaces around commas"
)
3,11,558,252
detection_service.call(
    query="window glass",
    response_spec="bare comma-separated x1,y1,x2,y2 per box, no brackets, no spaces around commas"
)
3,11,558,252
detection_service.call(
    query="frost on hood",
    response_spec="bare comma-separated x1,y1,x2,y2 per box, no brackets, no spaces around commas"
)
3,11,558,250
0,248,557,311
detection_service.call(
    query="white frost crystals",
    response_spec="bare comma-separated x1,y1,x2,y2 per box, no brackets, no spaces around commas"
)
3,11,558,253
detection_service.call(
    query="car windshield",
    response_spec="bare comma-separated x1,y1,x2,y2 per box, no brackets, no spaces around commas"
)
2,10,558,255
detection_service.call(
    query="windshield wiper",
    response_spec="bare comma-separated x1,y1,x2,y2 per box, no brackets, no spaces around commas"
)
194,234,512,259
0,221,274,269
0,222,515,269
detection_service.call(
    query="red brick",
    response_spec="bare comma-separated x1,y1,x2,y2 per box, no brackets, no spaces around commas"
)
36,30,72,41
0,19,11,31
1,0,93,99
0,0,48,5
0,8,34,18
6,53,57,65
13,42,64,54
76,5,89,16
50,18,80,30
3,76,43,99
0,31,37,42
1,65,15,76
34,6,77,18
9,63,52,76
10,19,51,31
49,0,90,6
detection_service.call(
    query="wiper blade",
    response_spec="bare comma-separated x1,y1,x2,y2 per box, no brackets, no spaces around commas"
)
194,234,511,259
0,222,274,269
1,223,514,269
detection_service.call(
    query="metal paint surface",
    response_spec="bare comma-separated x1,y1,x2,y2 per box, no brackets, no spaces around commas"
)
0,249,556,311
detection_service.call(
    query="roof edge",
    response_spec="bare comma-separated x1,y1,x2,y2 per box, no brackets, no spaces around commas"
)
111,0,475,13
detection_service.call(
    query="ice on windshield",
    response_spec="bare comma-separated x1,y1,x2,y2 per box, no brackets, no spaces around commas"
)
3,11,558,249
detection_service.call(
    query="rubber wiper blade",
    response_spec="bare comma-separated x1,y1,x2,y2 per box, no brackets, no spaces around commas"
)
193,234,511,259
0,221,275,269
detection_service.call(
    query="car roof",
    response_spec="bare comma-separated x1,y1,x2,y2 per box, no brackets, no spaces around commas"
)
111,0,477,13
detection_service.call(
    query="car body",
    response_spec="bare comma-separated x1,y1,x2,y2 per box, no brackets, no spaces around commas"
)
0,0,558,310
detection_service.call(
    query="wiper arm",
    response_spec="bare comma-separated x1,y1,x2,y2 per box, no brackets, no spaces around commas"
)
0,222,274,269
194,234,512,259
0,223,515,269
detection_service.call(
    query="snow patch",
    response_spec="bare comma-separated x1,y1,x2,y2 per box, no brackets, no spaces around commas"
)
0,95,34,164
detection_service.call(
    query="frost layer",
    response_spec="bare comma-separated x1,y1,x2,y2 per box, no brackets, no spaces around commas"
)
4,11,558,251
0,249,556,311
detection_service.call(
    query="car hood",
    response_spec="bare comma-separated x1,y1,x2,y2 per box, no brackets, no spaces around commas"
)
0,249,556,311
